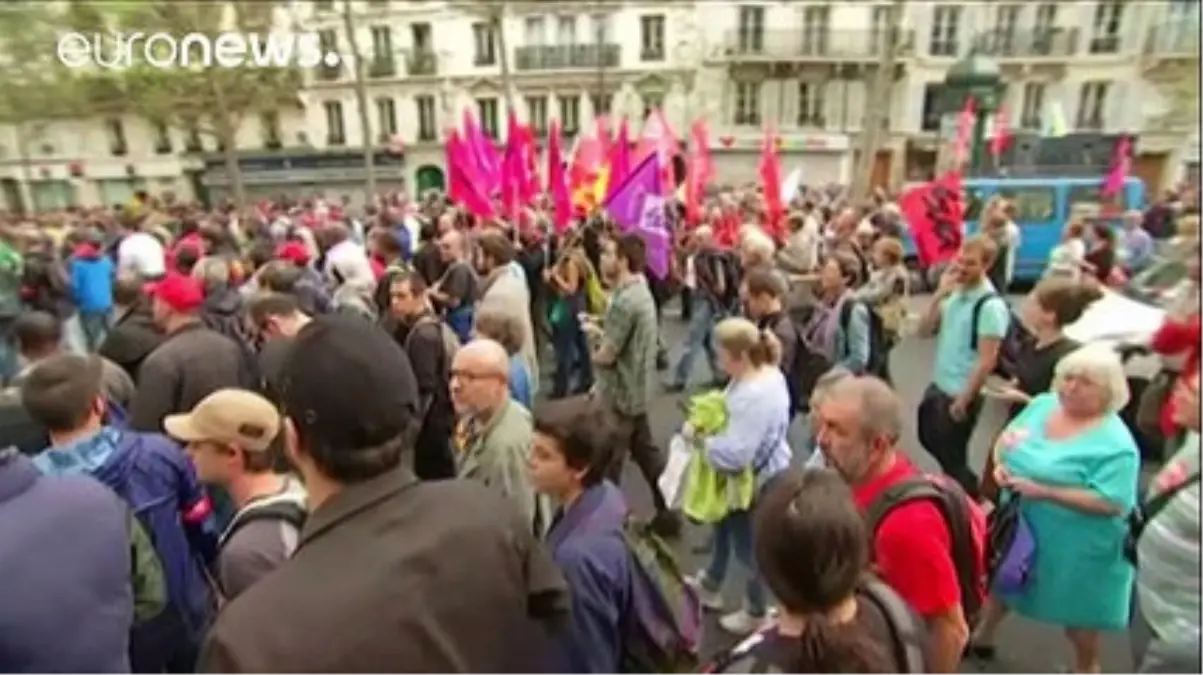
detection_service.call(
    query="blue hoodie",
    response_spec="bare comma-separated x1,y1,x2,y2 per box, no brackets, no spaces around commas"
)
69,243,114,313
35,427,217,671
545,481,632,673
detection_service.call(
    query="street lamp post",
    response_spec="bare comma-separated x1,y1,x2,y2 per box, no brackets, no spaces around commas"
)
941,51,1004,174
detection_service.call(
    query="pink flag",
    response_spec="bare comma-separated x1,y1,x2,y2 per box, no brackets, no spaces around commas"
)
605,117,632,203
502,111,532,221
638,109,679,195
462,108,502,195
447,131,494,218
1102,135,1131,197
547,120,572,233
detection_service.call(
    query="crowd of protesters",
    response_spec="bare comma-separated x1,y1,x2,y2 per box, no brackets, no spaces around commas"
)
0,180,1197,675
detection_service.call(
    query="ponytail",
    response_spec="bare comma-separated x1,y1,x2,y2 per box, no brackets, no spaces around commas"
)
787,614,894,674
756,329,782,367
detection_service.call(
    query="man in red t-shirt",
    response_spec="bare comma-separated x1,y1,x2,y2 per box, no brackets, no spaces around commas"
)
814,376,985,673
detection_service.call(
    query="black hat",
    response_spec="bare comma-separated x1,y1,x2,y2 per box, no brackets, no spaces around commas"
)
278,313,419,454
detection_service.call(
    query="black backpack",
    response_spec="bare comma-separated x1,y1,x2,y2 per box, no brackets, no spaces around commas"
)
865,476,985,625
968,293,1023,377
220,498,307,547
838,300,890,379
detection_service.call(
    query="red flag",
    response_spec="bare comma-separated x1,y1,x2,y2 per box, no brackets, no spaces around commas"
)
684,119,714,226
898,171,965,268
639,109,679,195
605,117,632,203
715,206,740,250
446,130,494,219
990,104,1011,158
547,120,572,233
1102,135,1132,197
757,125,785,243
952,97,976,168
501,111,531,221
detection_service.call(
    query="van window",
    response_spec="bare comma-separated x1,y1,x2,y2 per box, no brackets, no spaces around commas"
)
963,186,989,221
1068,184,1127,211
1008,187,1056,222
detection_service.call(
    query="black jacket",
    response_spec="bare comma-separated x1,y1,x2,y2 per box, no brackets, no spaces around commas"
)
99,302,165,383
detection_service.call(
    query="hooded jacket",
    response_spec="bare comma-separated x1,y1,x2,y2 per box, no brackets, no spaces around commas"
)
70,242,115,313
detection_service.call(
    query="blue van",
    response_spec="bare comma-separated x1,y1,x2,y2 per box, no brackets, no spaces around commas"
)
902,176,1147,284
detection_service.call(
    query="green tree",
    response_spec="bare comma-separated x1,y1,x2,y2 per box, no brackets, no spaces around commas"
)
0,3,89,213
76,1,303,207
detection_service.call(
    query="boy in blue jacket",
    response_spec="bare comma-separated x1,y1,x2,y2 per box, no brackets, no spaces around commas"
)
69,232,115,351
22,352,218,673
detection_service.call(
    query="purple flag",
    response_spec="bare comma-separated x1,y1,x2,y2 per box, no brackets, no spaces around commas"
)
603,152,660,232
636,194,671,279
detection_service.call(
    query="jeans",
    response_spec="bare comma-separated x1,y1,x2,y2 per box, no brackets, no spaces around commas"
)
702,509,766,617
551,317,592,399
917,384,984,499
79,311,111,351
672,297,720,387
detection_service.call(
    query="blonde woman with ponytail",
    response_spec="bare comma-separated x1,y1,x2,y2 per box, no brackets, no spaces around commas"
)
685,316,794,636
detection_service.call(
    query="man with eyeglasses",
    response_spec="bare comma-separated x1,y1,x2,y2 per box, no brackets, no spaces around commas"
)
450,339,551,536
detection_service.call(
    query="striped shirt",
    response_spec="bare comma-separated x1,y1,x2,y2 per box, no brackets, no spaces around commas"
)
1137,432,1201,643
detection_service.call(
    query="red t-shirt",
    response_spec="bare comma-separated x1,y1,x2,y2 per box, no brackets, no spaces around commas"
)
852,455,986,619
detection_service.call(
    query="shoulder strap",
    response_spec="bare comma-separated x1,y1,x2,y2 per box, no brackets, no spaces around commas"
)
969,293,1002,351
858,579,926,674
1142,471,1202,523
221,498,306,546
865,478,941,534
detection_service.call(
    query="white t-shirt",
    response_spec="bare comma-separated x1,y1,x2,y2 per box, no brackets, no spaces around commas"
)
117,232,166,278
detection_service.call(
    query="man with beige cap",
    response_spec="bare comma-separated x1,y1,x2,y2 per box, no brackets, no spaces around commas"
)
165,388,306,601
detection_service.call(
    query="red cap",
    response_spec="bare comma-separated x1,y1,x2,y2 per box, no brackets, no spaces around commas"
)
276,241,311,265
147,273,204,313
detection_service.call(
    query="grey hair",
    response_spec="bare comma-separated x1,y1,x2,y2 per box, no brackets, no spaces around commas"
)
809,366,854,408
1053,344,1130,412
828,376,903,442
192,256,230,292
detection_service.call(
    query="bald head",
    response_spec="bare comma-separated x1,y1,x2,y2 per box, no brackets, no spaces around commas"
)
450,338,512,416
455,338,510,380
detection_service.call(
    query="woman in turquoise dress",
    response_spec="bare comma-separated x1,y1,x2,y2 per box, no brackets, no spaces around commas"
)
970,345,1140,673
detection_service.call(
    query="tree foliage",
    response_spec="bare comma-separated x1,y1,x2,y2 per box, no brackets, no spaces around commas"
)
0,3,88,126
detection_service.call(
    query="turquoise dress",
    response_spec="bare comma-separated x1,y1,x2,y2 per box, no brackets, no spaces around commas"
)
999,393,1140,630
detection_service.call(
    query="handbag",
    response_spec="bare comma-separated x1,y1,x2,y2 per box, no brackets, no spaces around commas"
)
987,495,1037,595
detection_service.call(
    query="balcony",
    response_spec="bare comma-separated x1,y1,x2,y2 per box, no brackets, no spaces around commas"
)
514,44,621,71
315,63,342,81
718,29,916,62
369,56,396,77
407,50,438,76
972,28,1079,60
1144,24,1199,58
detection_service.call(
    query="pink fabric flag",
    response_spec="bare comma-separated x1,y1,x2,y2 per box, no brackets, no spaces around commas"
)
447,131,494,218
1102,135,1132,197
547,120,573,233
604,152,661,232
502,111,532,221
605,117,632,203
462,108,502,195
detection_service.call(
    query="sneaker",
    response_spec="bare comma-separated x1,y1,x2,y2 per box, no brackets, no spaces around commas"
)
686,573,724,611
718,609,767,635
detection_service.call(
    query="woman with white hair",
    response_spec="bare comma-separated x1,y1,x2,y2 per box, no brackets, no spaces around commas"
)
969,344,1140,673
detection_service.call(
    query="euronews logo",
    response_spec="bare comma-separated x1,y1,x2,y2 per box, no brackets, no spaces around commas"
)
56,31,342,69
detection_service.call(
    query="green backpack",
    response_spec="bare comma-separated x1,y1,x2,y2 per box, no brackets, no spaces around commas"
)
619,518,703,673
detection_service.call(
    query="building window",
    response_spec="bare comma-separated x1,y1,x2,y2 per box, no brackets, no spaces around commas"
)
153,121,172,154
318,29,337,54
370,25,392,59
1034,3,1058,34
260,110,282,149
737,6,765,53
411,22,432,52
1076,81,1109,130
1090,2,1123,53
642,92,664,119
376,97,397,138
524,16,546,45
801,6,830,56
1020,82,1045,129
734,82,761,126
929,5,961,57
315,0,334,11
920,83,944,132
183,118,203,152
797,82,826,127
473,22,497,65
591,93,612,118
556,15,577,45
324,101,345,145
591,14,612,43
559,94,581,134
105,118,127,155
477,97,500,137
526,95,549,135
640,15,665,61
416,95,437,141
994,5,1020,54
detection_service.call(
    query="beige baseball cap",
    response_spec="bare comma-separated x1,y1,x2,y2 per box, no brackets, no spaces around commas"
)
164,388,281,452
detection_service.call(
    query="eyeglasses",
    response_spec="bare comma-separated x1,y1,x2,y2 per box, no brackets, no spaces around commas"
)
450,368,506,383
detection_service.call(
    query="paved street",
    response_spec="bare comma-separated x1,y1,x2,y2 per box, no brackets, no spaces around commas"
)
583,294,1134,673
